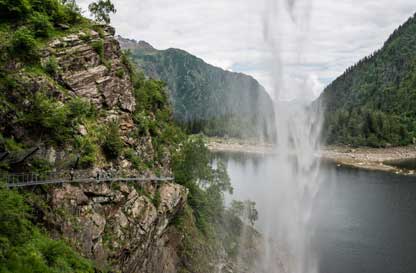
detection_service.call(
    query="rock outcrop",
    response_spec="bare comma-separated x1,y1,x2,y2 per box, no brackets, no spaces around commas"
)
42,25,135,113
43,182,188,273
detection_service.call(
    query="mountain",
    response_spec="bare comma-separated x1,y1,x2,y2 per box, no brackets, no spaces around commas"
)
117,36,276,141
318,14,416,147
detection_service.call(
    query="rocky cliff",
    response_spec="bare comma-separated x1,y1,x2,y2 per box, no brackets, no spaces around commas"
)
1,22,190,272
34,27,187,272
38,181,188,273
42,26,135,113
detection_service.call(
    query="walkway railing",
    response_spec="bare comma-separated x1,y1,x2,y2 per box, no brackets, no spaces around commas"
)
0,170,174,188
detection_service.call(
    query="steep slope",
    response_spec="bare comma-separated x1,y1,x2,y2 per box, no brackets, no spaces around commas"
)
319,13,416,147
0,3,267,272
0,14,186,271
118,37,276,141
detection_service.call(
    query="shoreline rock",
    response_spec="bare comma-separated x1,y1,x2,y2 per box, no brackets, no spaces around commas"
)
207,138,416,176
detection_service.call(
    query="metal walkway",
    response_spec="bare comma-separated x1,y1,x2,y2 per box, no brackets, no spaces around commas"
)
0,170,173,188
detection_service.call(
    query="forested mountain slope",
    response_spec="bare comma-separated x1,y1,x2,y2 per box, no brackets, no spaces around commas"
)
118,37,276,141
319,13,416,147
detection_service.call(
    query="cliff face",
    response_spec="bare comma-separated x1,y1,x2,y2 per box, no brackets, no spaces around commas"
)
34,27,187,272
1,25,172,177
41,182,187,273
0,24,190,272
42,26,136,113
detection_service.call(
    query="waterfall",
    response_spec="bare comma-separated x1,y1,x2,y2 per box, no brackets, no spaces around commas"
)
251,0,323,272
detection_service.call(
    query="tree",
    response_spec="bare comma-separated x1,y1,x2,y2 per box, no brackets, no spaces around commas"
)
88,0,116,25
229,200,258,226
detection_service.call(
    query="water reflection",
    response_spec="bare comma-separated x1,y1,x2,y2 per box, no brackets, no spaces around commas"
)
215,151,416,273
385,158,416,171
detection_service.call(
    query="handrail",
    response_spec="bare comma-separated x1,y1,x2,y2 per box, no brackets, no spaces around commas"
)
0,170,174,188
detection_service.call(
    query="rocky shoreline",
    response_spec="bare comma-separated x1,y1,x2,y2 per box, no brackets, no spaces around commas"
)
321,145,416,176
207,138,274,155
207,138,416,176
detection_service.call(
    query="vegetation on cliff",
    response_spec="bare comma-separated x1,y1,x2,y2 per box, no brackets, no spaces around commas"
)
0,186,95,273
171,136,260,273
319,13,416,147
118,37,276,141
0,0,183,271
0,1,259,272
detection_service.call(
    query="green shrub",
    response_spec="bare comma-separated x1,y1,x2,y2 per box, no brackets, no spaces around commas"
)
92,25,105,39
91,39,105,61
31,12,53,37
19,94,97,145
10,27,39,63
75,136,98,169
67,97,97,122
0,0,31,21
124,149,143,170
4,137,24,152
80,32,92,42
0,187,95,272
121,51,135,74
53,0,82,25
102,122,123,159
115,68,124,78
43,56,58,76
172,136,232,234
28,92,71,142
29,158,52,175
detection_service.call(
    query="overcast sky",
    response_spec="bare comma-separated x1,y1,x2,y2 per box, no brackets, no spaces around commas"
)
78,0,415,100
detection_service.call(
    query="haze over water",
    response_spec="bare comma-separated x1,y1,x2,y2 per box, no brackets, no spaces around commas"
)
256,0,323,272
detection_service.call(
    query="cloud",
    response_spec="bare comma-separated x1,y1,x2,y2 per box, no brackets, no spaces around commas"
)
77,0,416,100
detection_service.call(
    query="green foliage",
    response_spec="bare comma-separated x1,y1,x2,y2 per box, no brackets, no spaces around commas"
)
115,68,124,78
91,39,104,56
102,122,123,160
10,27,39,63
43,56,59,77
0,0,31,21
0,0,82,26
229,200,258,226
67,97,97,123
17,93,97,145
74,136,98,169
29,158,53,175
88,0,116,25
134,78,169,113
20,92,71,143
91,39,111,68
4,137,24,152
124,149,144,170
31,12,54,38
172,136,232,234
320,13,416,147
0,187,95,273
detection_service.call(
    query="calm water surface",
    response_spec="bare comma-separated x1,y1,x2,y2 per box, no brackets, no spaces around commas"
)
215,152,416,273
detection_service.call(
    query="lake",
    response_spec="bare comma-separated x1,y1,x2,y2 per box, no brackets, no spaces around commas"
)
214,152,416,273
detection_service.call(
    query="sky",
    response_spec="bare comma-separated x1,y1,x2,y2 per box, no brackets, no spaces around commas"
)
78,0,416,100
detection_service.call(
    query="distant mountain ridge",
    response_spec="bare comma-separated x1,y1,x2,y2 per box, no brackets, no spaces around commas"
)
318,13,416,147
117,36,276,141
